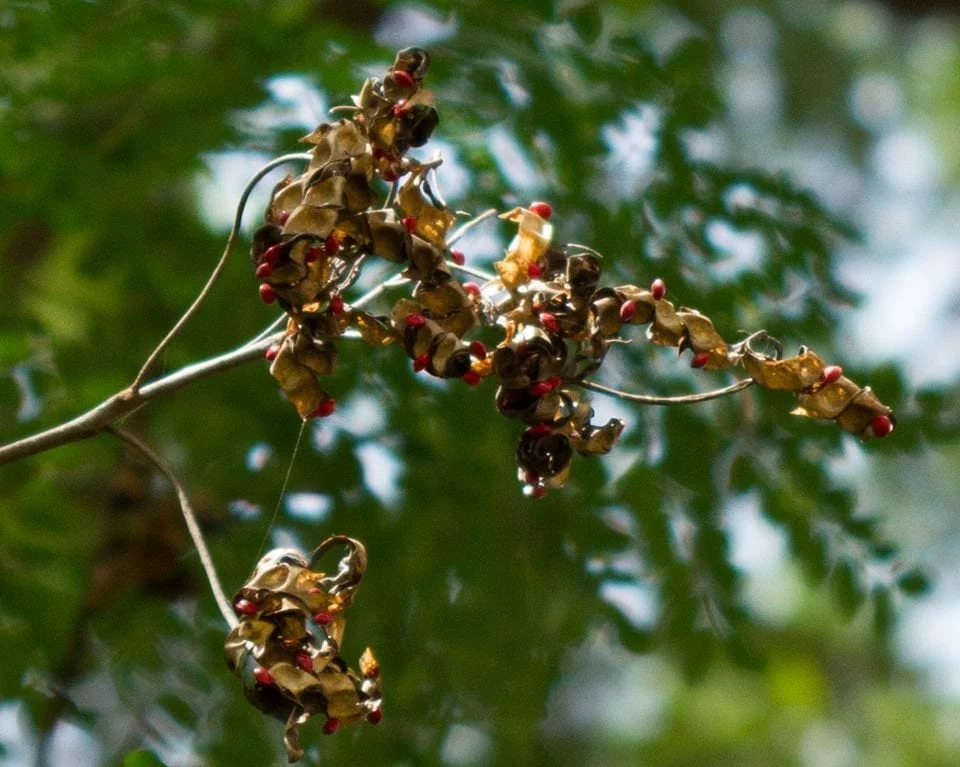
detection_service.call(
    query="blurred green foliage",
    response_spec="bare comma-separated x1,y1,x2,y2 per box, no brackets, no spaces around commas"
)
2,1,960,765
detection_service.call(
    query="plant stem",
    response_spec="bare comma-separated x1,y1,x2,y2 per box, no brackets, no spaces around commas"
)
130,152,311,392
108,427,238,629
577,377,755,406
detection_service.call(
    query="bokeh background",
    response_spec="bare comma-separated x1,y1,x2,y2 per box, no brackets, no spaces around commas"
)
2,1,960,765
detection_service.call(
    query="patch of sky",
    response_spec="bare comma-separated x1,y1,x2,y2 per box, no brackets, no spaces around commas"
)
285,492,332,523
355,441,403,508
375,4,457,48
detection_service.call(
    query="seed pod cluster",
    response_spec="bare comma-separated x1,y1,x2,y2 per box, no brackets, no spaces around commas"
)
224,537,382,762
250,48,895,496
252,47,482,418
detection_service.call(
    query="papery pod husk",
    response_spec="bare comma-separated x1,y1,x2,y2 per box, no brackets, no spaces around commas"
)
542,293,590,338
677,310,731,370
398,179,456,247
401,322,439,359
495,386,540,420
495,207,553,291
406,237,448,284
614,285,657,325
744,348,825,390
565,252,602,296
517,430,573,479
492,336,565,390
428,331,472,377
591,290,626,338
300,174,348,211
302,120,368,167
342,209,408,263
283,203,340,240
832,387,892,436
571,418,625,456
269,334,335,419
553,388,595,429
349,311,398,346
393,46,432,81
392,103,440,153
413,282,479,338
647,299,685,346
269,179,300,223
792,377,866,420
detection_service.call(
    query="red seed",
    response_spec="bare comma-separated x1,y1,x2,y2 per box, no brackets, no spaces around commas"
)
463,282,481,298
526,423,553,438
323,718,341,736
308,587,322,594
330,295,344,314
462,370,481,386
278,211,289,225
392,101,407,117
382,169,397,182
691,352,710,369
531,486,547,498
372,146,385,160
253,667,274,686
528,201,552,220
651,278,666,301
413,353,430,372
821,365,843,385
524,471,539,485
310,399,336,419
255,262,273,279
529,380,552,398
540,312,559,334
392,69,415,89
305,246,323,264
262,243,284,265
871,414,894,438
406,313,426,328
619,299,637,323
265,345,279,362
314,611,334,625
451,249,465,266
296,652,314,673
324,234,341,256
259,284,277,304
531,298,541,314
368,709,383,725
234,599,257,616
528,262,542,279
402,216,418,233
469,341,487,359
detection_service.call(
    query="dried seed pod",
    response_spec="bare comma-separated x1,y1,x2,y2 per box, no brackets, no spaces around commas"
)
224,537,382,763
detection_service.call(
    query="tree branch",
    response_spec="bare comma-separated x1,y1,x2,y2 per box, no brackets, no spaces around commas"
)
107,426,238,629
0,334,279,465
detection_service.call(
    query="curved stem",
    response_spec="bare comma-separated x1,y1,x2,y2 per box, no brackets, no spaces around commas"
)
108,427,238,629
578,377,755,406
130,152,311,392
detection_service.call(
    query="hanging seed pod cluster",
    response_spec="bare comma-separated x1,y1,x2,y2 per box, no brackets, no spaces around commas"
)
225,537,382,762
252,48,895,499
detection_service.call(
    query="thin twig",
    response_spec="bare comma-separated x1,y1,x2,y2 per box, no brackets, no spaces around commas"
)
130,152,311,392
578,377,755,406
108,426,238,629
448,262,497,282
447,208,498,247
